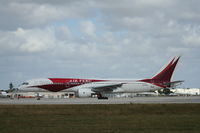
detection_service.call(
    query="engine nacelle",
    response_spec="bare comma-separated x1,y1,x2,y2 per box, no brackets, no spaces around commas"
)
78,89,95,98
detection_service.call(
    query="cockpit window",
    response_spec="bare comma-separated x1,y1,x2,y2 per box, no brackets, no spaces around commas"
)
22,82,29,85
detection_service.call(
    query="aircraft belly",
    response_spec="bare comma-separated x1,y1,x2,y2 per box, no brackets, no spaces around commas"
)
21,87,40,92
121,83,151,93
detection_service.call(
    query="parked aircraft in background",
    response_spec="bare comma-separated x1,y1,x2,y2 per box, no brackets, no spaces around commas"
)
18,56,183,99
0,91,10,98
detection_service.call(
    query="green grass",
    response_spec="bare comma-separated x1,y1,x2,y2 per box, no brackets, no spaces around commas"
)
0,104,200,133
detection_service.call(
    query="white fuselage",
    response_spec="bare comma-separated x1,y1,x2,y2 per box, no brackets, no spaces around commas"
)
18,78,161,94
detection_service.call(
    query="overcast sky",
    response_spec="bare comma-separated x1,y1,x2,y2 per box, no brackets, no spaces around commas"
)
0,0,200,89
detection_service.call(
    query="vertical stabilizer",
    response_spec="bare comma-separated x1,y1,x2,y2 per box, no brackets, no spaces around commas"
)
151,56,180,82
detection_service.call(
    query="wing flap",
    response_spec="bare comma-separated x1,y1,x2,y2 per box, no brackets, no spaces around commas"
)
91,83,123,92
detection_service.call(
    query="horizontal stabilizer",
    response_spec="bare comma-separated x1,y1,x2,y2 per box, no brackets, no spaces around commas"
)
162,80,184,87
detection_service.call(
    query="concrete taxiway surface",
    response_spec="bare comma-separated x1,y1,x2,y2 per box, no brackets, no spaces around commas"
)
0,96,200,104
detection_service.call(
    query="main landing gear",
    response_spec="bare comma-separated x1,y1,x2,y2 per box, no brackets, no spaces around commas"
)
97,93,108,100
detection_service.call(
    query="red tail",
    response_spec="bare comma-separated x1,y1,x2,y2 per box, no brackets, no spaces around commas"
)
151,56,180,82
140,56,181,88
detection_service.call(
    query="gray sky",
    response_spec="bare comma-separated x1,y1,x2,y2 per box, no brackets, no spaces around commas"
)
0,0,200,89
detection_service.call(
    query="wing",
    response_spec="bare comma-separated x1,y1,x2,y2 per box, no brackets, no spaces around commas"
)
91,83,123,92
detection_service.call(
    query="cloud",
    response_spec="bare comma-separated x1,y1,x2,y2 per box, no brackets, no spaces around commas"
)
80,21,96,37
0,27,56,55
17,28,56,53
0,0,95,30
183,26,200,47
183,34,200,47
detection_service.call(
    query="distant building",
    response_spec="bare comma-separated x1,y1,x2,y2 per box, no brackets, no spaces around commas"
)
171,88,200,96
10,92,75,99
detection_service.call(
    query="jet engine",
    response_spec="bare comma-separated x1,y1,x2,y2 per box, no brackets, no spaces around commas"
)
78,89,95,98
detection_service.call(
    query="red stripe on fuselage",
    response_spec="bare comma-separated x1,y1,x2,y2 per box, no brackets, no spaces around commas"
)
32,78,106,92
48,78,105,84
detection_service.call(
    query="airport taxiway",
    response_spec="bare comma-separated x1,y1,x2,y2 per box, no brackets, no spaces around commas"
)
0,96,200,104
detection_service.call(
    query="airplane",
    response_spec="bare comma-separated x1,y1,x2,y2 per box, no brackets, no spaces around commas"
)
0,91,10,98
17,56,183,99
